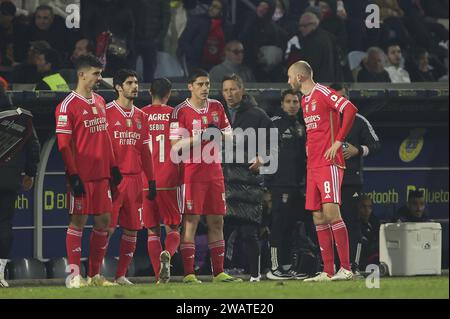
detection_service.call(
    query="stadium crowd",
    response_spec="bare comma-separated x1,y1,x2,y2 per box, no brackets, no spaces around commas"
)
0,0,449,89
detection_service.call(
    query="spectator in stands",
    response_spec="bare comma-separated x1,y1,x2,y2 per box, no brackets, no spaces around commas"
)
385,43,411,83
406,47,439,82
200,0,231,70
374,0,413,50
285,12,342,82
0,85,41,288
395,190,430,223
221,74,274,282
82,0,135,77
209,40,255,83
420,0,449,19
34,48,69,91
70,38,95,66
400,0,449,61
130,0,170,82
28,5,69,59
11,40,51,85
318,0,348,55
356,195,380,270
273,0,298,38
254,45,286,82
0,1,28,68
239,0,288,74
178,0,231,73
357,47,392,82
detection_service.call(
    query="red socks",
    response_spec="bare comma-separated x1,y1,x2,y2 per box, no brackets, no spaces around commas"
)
66,226,82,270
208,240,225,276
316,224,335,276
147,235,162,278
165,231,180,256
116,233,137,278
88,229,109,277
180,242,195,276
331,220,351,271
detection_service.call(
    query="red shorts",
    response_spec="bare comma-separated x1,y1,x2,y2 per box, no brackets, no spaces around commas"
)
68,178,112,215
110,174,143,231
142,188,182,229
306,165,343,211
183,180,226,215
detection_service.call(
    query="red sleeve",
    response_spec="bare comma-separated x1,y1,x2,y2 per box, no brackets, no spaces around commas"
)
56,134,78,175
219,104,232,134
141,112,154,180
169,108,186,140
320,87,358,142
336,102,358,142
107,133,117,168
141,143,154,181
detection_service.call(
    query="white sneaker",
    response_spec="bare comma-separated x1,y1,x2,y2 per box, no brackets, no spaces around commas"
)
115,276,134,285
331,267,353,281
0,274,9,288
159,250,171,284
303,272,332,282
249,275,261,282
66,274,88,288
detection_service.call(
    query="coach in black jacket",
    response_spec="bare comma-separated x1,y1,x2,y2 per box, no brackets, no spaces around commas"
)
265,89,308,280
0,86,40,288
221,74,274,281
330,84,381,271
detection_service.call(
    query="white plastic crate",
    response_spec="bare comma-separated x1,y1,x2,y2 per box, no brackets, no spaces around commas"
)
379,222,442,276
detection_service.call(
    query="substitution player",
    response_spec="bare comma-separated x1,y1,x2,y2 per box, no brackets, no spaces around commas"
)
287,61,358,281
106,69,156,285
170,69,242,283
141,78,181,284
55,55,123,288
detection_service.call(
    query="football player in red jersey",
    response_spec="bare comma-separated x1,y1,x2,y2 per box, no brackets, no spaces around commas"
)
287,61,358,282
141,78,181,284
105,69,155,285
55,55,123,288
170,69,242,283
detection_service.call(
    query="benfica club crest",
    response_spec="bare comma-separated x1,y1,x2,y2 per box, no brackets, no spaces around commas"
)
202,116,208,125
311,99,317,112
186,200,193,211
136,119,142,130
212,112,219,123
92,107,98,115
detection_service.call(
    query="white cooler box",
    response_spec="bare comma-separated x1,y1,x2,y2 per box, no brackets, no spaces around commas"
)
379,222,442,276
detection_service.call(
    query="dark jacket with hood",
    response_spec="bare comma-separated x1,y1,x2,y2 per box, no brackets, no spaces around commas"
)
0,87,40,191
223,94,274,224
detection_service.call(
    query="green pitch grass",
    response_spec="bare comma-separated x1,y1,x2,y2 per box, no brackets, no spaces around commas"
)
0,276,448,299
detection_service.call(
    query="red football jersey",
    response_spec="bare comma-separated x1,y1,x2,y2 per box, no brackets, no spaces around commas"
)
55,91,112,181
105,101,151,175
169,98,231,183
301,83,352,169
141,104,180,188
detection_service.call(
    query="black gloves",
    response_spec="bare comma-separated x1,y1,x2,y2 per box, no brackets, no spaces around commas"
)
201,123,220,142
147,180,157,200
111,166,123,187
69,174,85,197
